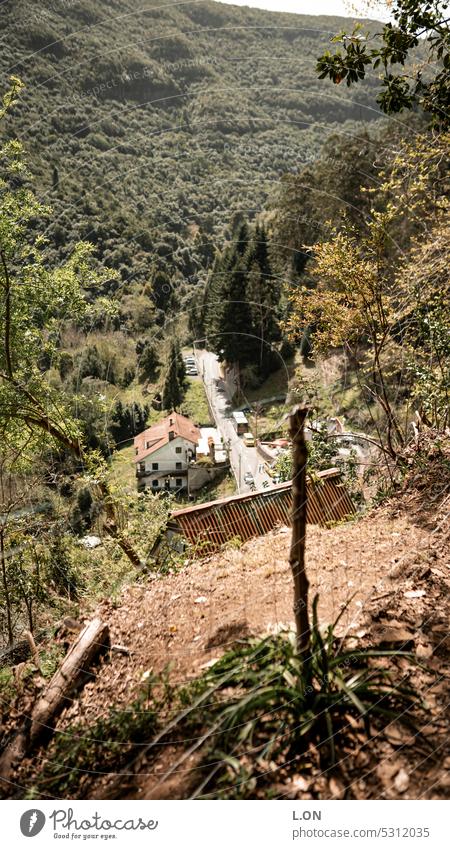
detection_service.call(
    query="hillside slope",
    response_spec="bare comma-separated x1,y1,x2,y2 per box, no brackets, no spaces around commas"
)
7,467,449,800
2,0,382,293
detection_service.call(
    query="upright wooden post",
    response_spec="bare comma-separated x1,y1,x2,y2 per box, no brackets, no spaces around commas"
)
289,407,311,658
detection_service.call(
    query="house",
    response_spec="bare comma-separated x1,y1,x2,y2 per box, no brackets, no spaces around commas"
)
196,428,227,465
134,412,200,492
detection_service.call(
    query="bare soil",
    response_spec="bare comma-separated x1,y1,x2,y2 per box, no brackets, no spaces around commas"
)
5,471,450,801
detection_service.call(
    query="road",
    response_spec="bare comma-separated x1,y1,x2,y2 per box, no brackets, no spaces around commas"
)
195,349,273,493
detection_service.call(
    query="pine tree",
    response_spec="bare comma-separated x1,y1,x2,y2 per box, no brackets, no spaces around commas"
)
204,220,280,372
245,224,281,376
150,267,172,312
138,341,159,382
163,340,184,410
213,255,257,367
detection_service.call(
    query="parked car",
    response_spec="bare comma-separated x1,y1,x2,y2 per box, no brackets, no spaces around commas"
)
186,368,198,376
243,432,255,447
243,471,255,486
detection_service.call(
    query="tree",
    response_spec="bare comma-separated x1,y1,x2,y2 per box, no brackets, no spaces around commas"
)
163,340,184,410
0,449,55,643
175,339,186,386
76,344,116,383
213,255,256,367
273,128,394,281
317,0,450,125
0,78,142,568
397,213,450,429
283,130,449,459
109,400,149,444
245,224,281,376
205,221,265,371
137,340,160,382
150,267,172,314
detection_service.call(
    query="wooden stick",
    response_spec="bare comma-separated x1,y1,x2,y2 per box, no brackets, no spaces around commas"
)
28,618,109,743
0,618,109,784
25,630,41,674
289,407,311,658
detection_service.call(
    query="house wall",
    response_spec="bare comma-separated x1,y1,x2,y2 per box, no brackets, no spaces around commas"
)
136,436,197,492
138,437,195,475
188,463,229,491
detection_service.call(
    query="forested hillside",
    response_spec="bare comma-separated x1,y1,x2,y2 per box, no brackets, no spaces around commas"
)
1,0,449,807
2,0,382,299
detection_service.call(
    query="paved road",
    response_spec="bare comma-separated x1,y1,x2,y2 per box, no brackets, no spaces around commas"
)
195,349,273,493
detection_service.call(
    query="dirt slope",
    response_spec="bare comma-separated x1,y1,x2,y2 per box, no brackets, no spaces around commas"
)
7,471,450,800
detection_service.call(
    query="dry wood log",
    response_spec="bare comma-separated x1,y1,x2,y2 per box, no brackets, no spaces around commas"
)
25,630,41,674
28,617,109,742
0,617,109,785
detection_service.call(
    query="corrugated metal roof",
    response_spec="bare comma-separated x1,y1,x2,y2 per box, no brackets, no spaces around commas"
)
232,411,248,424
168,468,355,554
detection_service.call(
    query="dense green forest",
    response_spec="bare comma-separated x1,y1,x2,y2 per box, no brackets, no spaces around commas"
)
2,0,382,309
0,0,449,806
0,2,447,640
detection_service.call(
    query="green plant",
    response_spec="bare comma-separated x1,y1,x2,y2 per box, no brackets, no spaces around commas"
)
316,0,450,125
225,535,243,550
37,690,159,798
28,596,421,800
39,643,66,679
152,595,419,798
0,667,15,704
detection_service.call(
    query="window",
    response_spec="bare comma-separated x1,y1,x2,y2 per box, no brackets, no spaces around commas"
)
176,479,182,487
146,441,151,449
152,462,158,470
152,480,159,488
175,462,182,470
135,448,139,455
175,446,182,454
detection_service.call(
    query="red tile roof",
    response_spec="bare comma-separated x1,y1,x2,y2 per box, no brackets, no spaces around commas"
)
133,412,200,463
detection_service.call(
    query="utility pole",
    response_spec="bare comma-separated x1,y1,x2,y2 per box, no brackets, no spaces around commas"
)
253,401,264,442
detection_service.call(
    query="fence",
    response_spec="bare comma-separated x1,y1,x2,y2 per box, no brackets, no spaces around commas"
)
167,468,355,554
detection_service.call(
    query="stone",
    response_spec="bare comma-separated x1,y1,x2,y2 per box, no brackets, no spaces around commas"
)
394,768,410,793
371,621,415,647
329,777,345,799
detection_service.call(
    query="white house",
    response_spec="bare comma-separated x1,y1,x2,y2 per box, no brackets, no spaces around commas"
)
134,412,200,492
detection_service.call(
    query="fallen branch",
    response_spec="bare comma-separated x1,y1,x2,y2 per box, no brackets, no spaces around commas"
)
0,617,109,785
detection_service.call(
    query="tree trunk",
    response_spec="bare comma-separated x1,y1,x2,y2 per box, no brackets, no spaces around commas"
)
289,407,311,659
0,528,13,646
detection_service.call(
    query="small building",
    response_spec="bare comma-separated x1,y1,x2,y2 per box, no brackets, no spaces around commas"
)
232,411,249,435
196,428,227,465
134,412,200,493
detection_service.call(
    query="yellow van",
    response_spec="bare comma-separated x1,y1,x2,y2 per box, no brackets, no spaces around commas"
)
243,432,255,447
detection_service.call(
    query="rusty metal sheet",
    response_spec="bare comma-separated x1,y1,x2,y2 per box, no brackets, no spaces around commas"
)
168,468,355,554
